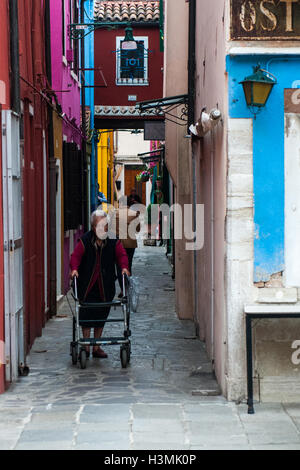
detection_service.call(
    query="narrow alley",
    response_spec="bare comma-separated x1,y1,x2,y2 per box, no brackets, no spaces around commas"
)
2,0,300,454
1,245,219,407
1,246,300,450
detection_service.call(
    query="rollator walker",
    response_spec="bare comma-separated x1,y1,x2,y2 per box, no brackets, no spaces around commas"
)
70,274,132,370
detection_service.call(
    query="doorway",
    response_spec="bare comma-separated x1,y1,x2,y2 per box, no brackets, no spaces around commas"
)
125,165,146,206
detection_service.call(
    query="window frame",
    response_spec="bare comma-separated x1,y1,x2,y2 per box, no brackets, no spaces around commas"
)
116,36,149,86
69,0,79,76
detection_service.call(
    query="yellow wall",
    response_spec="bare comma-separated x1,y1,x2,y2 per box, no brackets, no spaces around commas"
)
97,130,114,210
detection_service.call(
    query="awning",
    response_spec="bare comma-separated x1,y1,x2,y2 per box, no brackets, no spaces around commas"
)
137,147,165,163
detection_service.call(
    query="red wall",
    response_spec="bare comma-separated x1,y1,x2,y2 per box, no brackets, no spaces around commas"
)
0,1,11,110
0,1,10,393
0,108,4,394
18,0,47,350
94,27,163,107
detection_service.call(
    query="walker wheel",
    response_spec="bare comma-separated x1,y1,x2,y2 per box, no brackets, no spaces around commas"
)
79,349,87,369
71,345,78,366
120,347,128,369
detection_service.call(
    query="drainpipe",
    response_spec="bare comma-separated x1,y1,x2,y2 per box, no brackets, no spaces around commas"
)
188,0,199,335
45,0,57,317
210,132,215,367
81,0,88,230
9,0,20,114
188,0,196,129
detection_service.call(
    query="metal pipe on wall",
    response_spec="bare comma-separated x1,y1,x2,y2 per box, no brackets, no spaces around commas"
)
210,132,215,366
188,0,196,129
45,0,57,317
188,0,199,335
9,0,20,114
81,0,88,230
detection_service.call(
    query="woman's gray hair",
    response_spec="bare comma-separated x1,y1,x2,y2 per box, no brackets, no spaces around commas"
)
90,210,107,227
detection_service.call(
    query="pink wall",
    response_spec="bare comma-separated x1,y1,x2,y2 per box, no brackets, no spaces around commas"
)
50,0,81,147
50,0,83,294
163,0,194,322
163,0,228,393
163,0,189,185
194,0,228,394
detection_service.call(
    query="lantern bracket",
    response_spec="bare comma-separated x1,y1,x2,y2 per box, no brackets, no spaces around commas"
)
136,95,189,127
69,21,159,41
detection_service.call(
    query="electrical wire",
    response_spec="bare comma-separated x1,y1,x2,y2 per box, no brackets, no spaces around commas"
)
19,75,86,140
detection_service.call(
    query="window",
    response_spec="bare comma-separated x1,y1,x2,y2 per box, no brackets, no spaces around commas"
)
70,0,79,75
116,36,149,86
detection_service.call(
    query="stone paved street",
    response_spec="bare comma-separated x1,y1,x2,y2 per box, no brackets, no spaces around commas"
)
1,246,300,450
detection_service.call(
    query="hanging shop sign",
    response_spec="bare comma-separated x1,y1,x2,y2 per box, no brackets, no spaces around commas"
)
144,121,165,141
231,0,300,40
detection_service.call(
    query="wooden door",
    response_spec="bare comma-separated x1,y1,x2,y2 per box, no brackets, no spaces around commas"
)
125,166,146,205
2,111,24,381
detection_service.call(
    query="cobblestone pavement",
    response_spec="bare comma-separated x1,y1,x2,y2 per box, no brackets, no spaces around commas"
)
1,246,300,450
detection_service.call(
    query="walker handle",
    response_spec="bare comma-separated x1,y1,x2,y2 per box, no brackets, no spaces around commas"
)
73,275,78,301
122,273,129,297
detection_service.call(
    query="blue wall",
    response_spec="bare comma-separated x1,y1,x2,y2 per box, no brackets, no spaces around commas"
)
227,55,300,282
83,0,97,211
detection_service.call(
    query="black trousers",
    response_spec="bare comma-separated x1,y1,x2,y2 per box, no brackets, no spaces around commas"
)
79,282,110,329
117,248,135,291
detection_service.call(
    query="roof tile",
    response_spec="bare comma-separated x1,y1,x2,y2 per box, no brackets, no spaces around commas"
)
94,1,160,22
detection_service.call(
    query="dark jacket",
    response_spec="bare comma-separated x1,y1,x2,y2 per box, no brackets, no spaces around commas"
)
77,231,117,302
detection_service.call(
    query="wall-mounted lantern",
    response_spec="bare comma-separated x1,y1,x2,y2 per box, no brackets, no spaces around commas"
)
122,24,137,51
240,65,277,116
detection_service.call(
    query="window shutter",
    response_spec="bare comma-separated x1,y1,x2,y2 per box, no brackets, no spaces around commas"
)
63,142,83,231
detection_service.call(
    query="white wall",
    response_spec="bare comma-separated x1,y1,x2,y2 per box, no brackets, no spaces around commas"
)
115,131,150,158
226,118,256,400
285,113,300,287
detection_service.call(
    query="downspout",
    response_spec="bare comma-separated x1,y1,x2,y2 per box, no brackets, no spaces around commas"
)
188,0,199,335
211,132,215,367
81,0,88,230
188,0,196,129
9,0,20,114
85,2,96,213
45,0,57,317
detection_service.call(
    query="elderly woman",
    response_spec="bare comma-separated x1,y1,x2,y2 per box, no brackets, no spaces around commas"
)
70,210,130,358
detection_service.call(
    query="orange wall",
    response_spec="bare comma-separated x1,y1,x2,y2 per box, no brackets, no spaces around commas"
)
0,0,11,109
